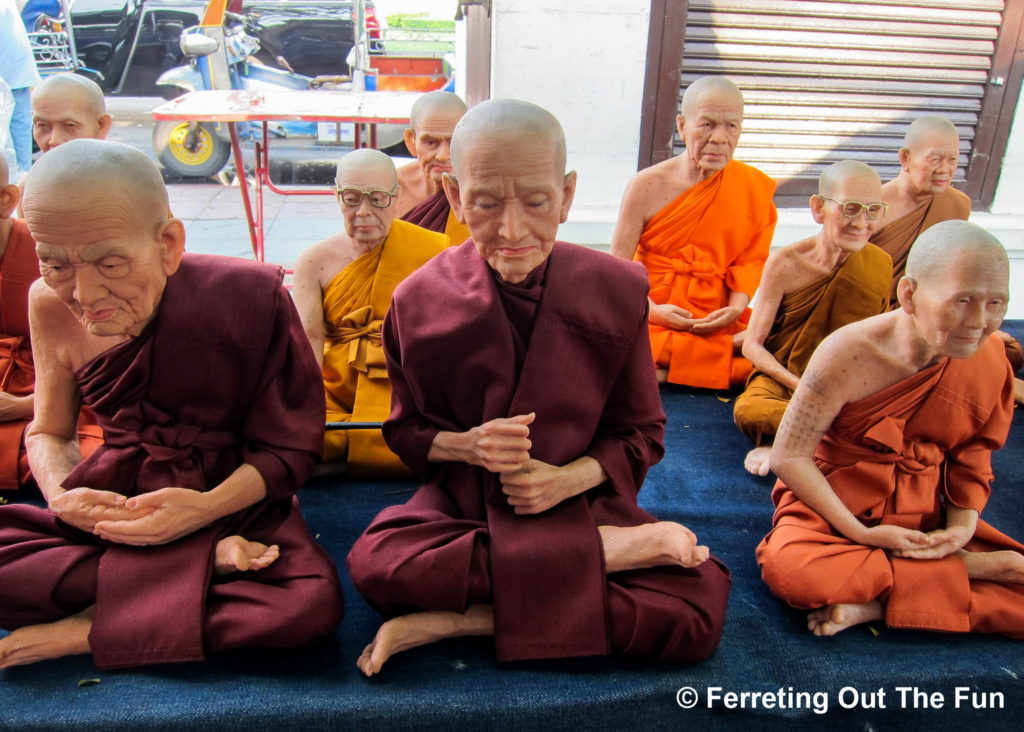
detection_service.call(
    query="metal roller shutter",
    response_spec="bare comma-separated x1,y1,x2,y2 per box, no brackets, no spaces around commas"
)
674,0,1012,202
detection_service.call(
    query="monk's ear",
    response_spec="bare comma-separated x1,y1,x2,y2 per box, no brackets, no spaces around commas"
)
404,127,417,156
559,170,577,223
675,114,685,138
97,114,113,140
0,183,20,219
155,216,186,276
442,172,465,223
809,193,825,224
896,275,917,313
898,147,911,171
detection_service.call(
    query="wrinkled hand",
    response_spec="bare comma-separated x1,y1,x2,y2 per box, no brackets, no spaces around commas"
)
892,525,973,560
690,306,743,334
465,413,534,472
858,524,932,552
49,487,143,534
93,487,212,546
0,392,32,422
649,303,695,331
500,459,577,515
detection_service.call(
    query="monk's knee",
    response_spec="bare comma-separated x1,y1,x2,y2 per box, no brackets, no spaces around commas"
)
758,538,874,609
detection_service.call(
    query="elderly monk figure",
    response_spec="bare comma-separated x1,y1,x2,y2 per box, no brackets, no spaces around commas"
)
734,161,892,476
31,74,112,153
293,149,448,475
0,155,102,491
346,99,731,677
757,220,1024,638
611,76,776,389
396,91,470,245
0,140,343,669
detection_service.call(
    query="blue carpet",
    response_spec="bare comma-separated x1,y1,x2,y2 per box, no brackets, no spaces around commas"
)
1,328,1022,731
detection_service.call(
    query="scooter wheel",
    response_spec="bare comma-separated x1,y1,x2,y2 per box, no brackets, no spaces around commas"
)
153,121,231,178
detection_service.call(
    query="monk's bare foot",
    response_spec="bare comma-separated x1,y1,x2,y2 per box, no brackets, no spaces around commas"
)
0,607,94,668
959,549,1024,583
807,602,882,636
357,604,494,677
1014,378,1024,407
214,535,280,575
655,368,668,384
743,446,772,476
600,522,709,573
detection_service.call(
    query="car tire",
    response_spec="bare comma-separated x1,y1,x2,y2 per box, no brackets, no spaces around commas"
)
153,120,231,177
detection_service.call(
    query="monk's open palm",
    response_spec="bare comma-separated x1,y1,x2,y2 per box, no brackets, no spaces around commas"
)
93,487,213,545
50,487,142,534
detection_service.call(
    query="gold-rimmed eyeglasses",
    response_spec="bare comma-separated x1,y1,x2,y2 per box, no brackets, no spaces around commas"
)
335,185,398,209
817,196,888,221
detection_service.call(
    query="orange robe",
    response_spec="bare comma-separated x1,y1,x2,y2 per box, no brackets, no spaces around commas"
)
733,244,891,445
636,160,777,389
757,335,1024,635
401,188,469,246
0,220,101,490
870,186,970,309
322,219,448,475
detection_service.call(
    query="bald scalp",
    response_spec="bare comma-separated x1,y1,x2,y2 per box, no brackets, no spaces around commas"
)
32,73,107,117
410,91,466,132
335,148,397,188
903,115,958,150
905,220,1007,283
818,160,880,197
450,98,567,180
23,138,168,230
680,76,744,118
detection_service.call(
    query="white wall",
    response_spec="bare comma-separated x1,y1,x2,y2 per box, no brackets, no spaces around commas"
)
489,0,651,243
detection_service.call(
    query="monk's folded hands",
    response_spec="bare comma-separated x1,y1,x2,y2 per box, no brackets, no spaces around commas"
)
92,486,218,546
48,486,139,534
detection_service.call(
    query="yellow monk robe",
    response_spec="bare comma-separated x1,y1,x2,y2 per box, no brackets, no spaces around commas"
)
636,159,777,390
322,219,448,475
444,210,471,247
870,186,970,309
733,244,892,446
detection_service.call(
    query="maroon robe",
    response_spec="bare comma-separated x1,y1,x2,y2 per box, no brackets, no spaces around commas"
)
0,254,343,669
401,189,451,233
347,241,731,663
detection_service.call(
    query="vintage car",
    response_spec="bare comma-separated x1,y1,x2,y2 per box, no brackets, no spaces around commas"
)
70,0,380,96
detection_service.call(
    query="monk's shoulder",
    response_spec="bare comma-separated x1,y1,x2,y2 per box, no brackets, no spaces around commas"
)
389,218,450,259
28,278,93,366
854,242,894,276
941,185,972,218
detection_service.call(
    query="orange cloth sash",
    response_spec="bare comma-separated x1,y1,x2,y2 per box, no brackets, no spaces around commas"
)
637,159,776,389
321,219,448,475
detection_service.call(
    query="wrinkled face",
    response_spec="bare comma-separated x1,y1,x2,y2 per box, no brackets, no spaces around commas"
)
677,91,743,175
410,109,462,185
336,166,397,247
30,195,174,337
901,132,959,197
32,89,109,153
905,249,1008,360
447,133,575,283
815,174,885,252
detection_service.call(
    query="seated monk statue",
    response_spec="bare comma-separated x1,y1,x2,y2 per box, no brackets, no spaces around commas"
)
0,154,101,491
346,99,731,677
293,149,448,476
734,161,892,476
396,90,471,245
611,75,777,389
0,140,343,670
757,219,1024,638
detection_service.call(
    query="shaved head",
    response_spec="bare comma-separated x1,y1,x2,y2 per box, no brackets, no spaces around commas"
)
450,98,567,181
681,76,744,118
335,148,397,188
23,139,168,232
906,220,1006,283
33,73,107,117
904,115,958,150
410,91,467,132
819,160,880,197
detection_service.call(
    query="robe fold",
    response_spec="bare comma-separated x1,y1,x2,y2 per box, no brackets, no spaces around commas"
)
0,254,343,668
401,188,470,246
870,186,970,309
322,219,448,475
756,334,1024,635
0,219,101,491
347,241,731,663
636,159,777,389
733,244,892,445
